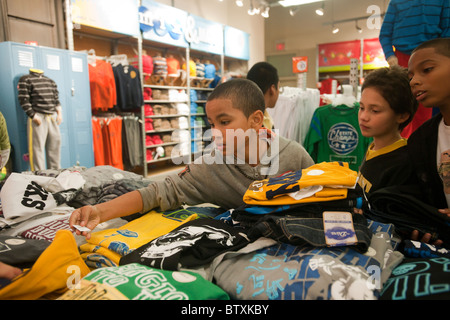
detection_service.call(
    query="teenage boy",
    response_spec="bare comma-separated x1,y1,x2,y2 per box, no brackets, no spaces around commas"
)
247,62,280,129
407,37,450,241
69,79,314,239
357,66,418,194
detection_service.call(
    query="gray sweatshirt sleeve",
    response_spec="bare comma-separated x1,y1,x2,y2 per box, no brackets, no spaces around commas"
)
138,165,211,213
137,135,314,213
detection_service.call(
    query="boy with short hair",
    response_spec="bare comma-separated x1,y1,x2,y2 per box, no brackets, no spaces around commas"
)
247,62,280,129
70,79,314,238
357,66,418,194
407,37,450,213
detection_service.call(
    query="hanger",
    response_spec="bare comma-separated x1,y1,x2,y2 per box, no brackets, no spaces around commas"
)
331,84,357,108
107,54,129,66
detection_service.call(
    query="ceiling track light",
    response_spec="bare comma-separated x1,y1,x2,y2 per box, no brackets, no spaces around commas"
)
236,0,244,7
261,6,270,18
355,20,363,33
289,6,300,16
332,25,339,34
248,0,256,15
315,2,324,16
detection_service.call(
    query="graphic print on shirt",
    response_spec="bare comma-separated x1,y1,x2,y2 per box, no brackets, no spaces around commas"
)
21,181,49,210
327,123,359,156
140,225,237,260
438,150,450,194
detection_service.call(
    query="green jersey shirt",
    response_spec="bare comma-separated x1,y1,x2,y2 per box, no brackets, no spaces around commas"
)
304,104,372,172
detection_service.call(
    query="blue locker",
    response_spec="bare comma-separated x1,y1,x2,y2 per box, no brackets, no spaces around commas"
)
0,41,95,172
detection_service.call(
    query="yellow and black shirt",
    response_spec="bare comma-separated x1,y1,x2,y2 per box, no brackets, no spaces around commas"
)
357,139,416,194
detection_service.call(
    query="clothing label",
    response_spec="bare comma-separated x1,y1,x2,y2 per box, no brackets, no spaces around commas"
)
323,211,357,247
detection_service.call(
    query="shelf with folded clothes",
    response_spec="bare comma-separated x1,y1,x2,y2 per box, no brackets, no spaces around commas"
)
146,144,191,164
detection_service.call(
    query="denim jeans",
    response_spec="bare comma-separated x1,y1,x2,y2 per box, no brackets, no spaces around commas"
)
232,197,372,253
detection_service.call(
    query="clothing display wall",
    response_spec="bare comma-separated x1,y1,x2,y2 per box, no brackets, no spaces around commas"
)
88,54,145,171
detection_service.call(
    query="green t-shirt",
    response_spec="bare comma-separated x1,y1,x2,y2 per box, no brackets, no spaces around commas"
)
304,104,372,172
66,263,230,300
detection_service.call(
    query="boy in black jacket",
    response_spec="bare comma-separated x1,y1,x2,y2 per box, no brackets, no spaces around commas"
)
407,37,450,244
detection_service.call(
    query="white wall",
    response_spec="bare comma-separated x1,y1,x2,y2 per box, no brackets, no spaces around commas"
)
156,0,266,69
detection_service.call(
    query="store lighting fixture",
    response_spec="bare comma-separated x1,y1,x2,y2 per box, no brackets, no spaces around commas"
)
246,0,269,18
279,0,323,7
248,1,256,15
315,3,324,16
289,6,301,16
355,20,362,33
332,25,339,34
236,0,244,7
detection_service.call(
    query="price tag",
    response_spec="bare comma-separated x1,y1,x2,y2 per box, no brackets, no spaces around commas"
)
73,224,91,233
323,211,358,247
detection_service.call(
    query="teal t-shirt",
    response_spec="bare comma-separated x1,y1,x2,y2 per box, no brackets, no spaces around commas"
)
304,103,372,172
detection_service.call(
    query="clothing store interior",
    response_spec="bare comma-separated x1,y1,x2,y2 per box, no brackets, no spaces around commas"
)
0,0,449,303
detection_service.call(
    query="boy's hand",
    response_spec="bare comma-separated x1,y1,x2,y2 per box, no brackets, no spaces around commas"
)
0,261,22,280
438,208,450,218
410,230,444,247
410,208,450,247
387,55,398,67
32,114,42,126
69,205,101,240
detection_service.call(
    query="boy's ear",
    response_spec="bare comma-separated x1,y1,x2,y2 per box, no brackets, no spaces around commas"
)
249,110,264,128
396,112,411,125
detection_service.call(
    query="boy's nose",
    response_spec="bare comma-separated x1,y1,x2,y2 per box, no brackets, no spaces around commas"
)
359,110,369,121
409,75,421,87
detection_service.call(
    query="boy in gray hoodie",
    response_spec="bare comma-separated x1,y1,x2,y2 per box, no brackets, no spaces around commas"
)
70,79,314,239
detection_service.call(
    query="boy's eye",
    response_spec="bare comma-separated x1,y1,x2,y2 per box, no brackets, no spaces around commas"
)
221,120,230,125
423,67,433,73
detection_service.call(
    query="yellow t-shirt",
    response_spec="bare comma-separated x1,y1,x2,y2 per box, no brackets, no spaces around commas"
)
0,230,90,300
80,209,199,268
243,161,358,205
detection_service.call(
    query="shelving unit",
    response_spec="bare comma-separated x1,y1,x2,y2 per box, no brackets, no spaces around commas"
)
68,1,250,177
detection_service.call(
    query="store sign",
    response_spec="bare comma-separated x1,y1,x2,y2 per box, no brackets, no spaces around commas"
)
139,1,189,48
318,40,361,72
224,26,249,60
71,0,140,37
186,15,224,56
362,38,388,69
292,56,308,73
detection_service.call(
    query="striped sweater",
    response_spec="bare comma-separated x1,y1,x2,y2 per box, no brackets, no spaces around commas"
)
379,0,450,58
17,70,61,119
